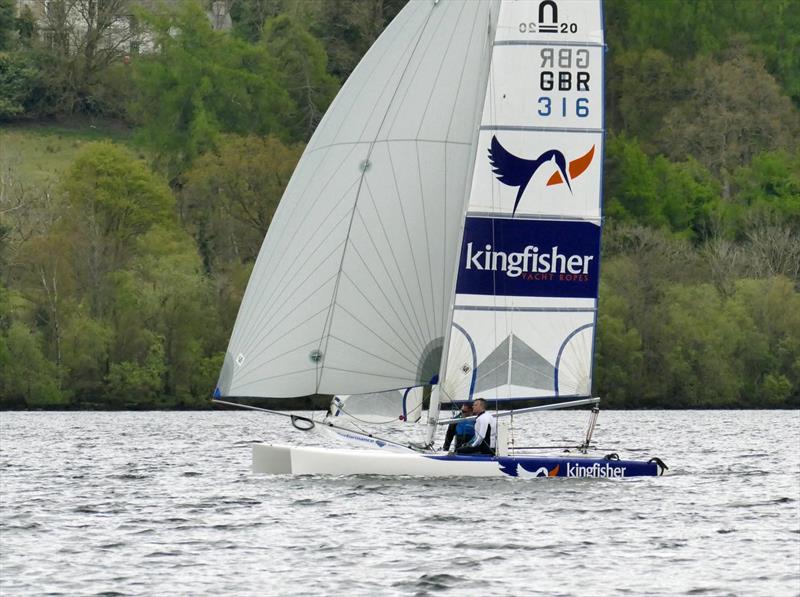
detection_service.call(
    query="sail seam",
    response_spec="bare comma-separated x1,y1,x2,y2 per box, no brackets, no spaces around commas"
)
494,40,603,47
327,332,419,375
356,181,428,353
454,306,596,312
315,3,440,393
479,125,603,133
235,184,358,355
304,138,472,156
383,143,433,357
233,147,361,352
340,266,424,360
233,291,338,381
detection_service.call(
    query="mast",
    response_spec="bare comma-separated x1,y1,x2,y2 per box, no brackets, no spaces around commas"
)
428,0,606,442
426,1,501,443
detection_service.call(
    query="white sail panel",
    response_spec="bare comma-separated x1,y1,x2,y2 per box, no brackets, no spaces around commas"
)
437,0,605,406
493,0,603,43
443,304,595,401
218,0,500,398
482,46,604,130
469,130,603,219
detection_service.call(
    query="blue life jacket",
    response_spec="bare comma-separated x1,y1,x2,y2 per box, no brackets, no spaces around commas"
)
455,418,475,441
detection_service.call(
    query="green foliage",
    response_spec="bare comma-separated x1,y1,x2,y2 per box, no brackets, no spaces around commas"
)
0,284,66,407
14,6,35,46
303,0,406,79
229,0,287,42
606,48,680,142
660,54,799,187
63,142,174,237
60,309,113,399
128,226,217,399
262,14,339,139
3,1,800,410
181,134,302,270
604,135,721,238
131,0,294,177
732,150,800,226
606,0,800,104
106,332,166,407
596,268,800,408
0,0,14,51
61,141,175,298
0,51,39,119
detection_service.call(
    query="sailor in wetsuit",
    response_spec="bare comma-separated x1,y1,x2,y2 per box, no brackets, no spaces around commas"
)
456,398,496,455
442,403,475,452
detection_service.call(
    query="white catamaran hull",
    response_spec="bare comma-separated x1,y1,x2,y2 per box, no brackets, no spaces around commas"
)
253,444,664,478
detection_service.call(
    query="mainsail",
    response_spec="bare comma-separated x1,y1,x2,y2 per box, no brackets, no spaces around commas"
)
217,1,500,398
435,0,606,418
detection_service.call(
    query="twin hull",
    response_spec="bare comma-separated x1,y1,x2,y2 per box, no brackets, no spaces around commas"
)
253,444,662,478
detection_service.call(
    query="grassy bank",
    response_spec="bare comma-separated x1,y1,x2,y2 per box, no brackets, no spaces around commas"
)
1,117,139,186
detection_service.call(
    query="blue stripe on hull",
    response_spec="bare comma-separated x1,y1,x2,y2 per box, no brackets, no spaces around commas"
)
425,455,659,477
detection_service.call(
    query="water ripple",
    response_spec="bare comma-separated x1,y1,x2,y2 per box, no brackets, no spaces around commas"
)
0,410,798,597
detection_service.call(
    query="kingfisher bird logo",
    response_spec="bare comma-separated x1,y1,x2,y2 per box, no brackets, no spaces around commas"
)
488,136,595,215
498,459,561,477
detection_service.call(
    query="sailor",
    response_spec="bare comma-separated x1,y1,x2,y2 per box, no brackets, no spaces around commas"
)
442,403,475,452
456,398,496,455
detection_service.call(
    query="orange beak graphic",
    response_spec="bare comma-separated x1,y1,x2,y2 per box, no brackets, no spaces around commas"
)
546,146,595,186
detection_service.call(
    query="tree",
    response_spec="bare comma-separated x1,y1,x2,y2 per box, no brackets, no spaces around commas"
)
660,54,799,198
604,135,721,239
605,0,800,103
0,0,14,51
229,0,287,42
262,14,339,140
181,134,302,271
0,284,65,406
595,269,645,406
303,0,406,79
131,0,294,178
22,0,139,115
0,51,39,119
606,48,681,143
732,150,800,226
60,141,175,315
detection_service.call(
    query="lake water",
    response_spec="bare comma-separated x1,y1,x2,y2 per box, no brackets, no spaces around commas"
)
1,410,798,596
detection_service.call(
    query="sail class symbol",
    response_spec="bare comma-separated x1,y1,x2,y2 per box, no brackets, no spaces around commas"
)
488,135,595,216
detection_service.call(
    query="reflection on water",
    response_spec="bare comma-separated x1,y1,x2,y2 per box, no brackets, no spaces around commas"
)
1,410,798,596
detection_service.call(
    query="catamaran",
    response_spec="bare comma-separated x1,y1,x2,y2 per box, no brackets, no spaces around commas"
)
213,0,668,478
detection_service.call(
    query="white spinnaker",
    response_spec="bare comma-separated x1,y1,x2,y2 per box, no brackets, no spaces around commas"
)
437,0,605,410
218,1,500,398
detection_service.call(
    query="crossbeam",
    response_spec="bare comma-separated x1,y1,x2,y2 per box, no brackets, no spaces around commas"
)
436,397,600,425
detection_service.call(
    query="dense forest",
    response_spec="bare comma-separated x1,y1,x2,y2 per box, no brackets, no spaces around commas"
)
1,0,798,409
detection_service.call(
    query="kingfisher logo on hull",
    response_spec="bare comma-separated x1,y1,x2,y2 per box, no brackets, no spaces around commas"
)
565,462,627,478
456,217,600,299
488,136,595,215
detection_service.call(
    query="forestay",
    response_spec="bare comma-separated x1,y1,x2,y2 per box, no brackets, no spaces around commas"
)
217,1,501,398
437,0,606,411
